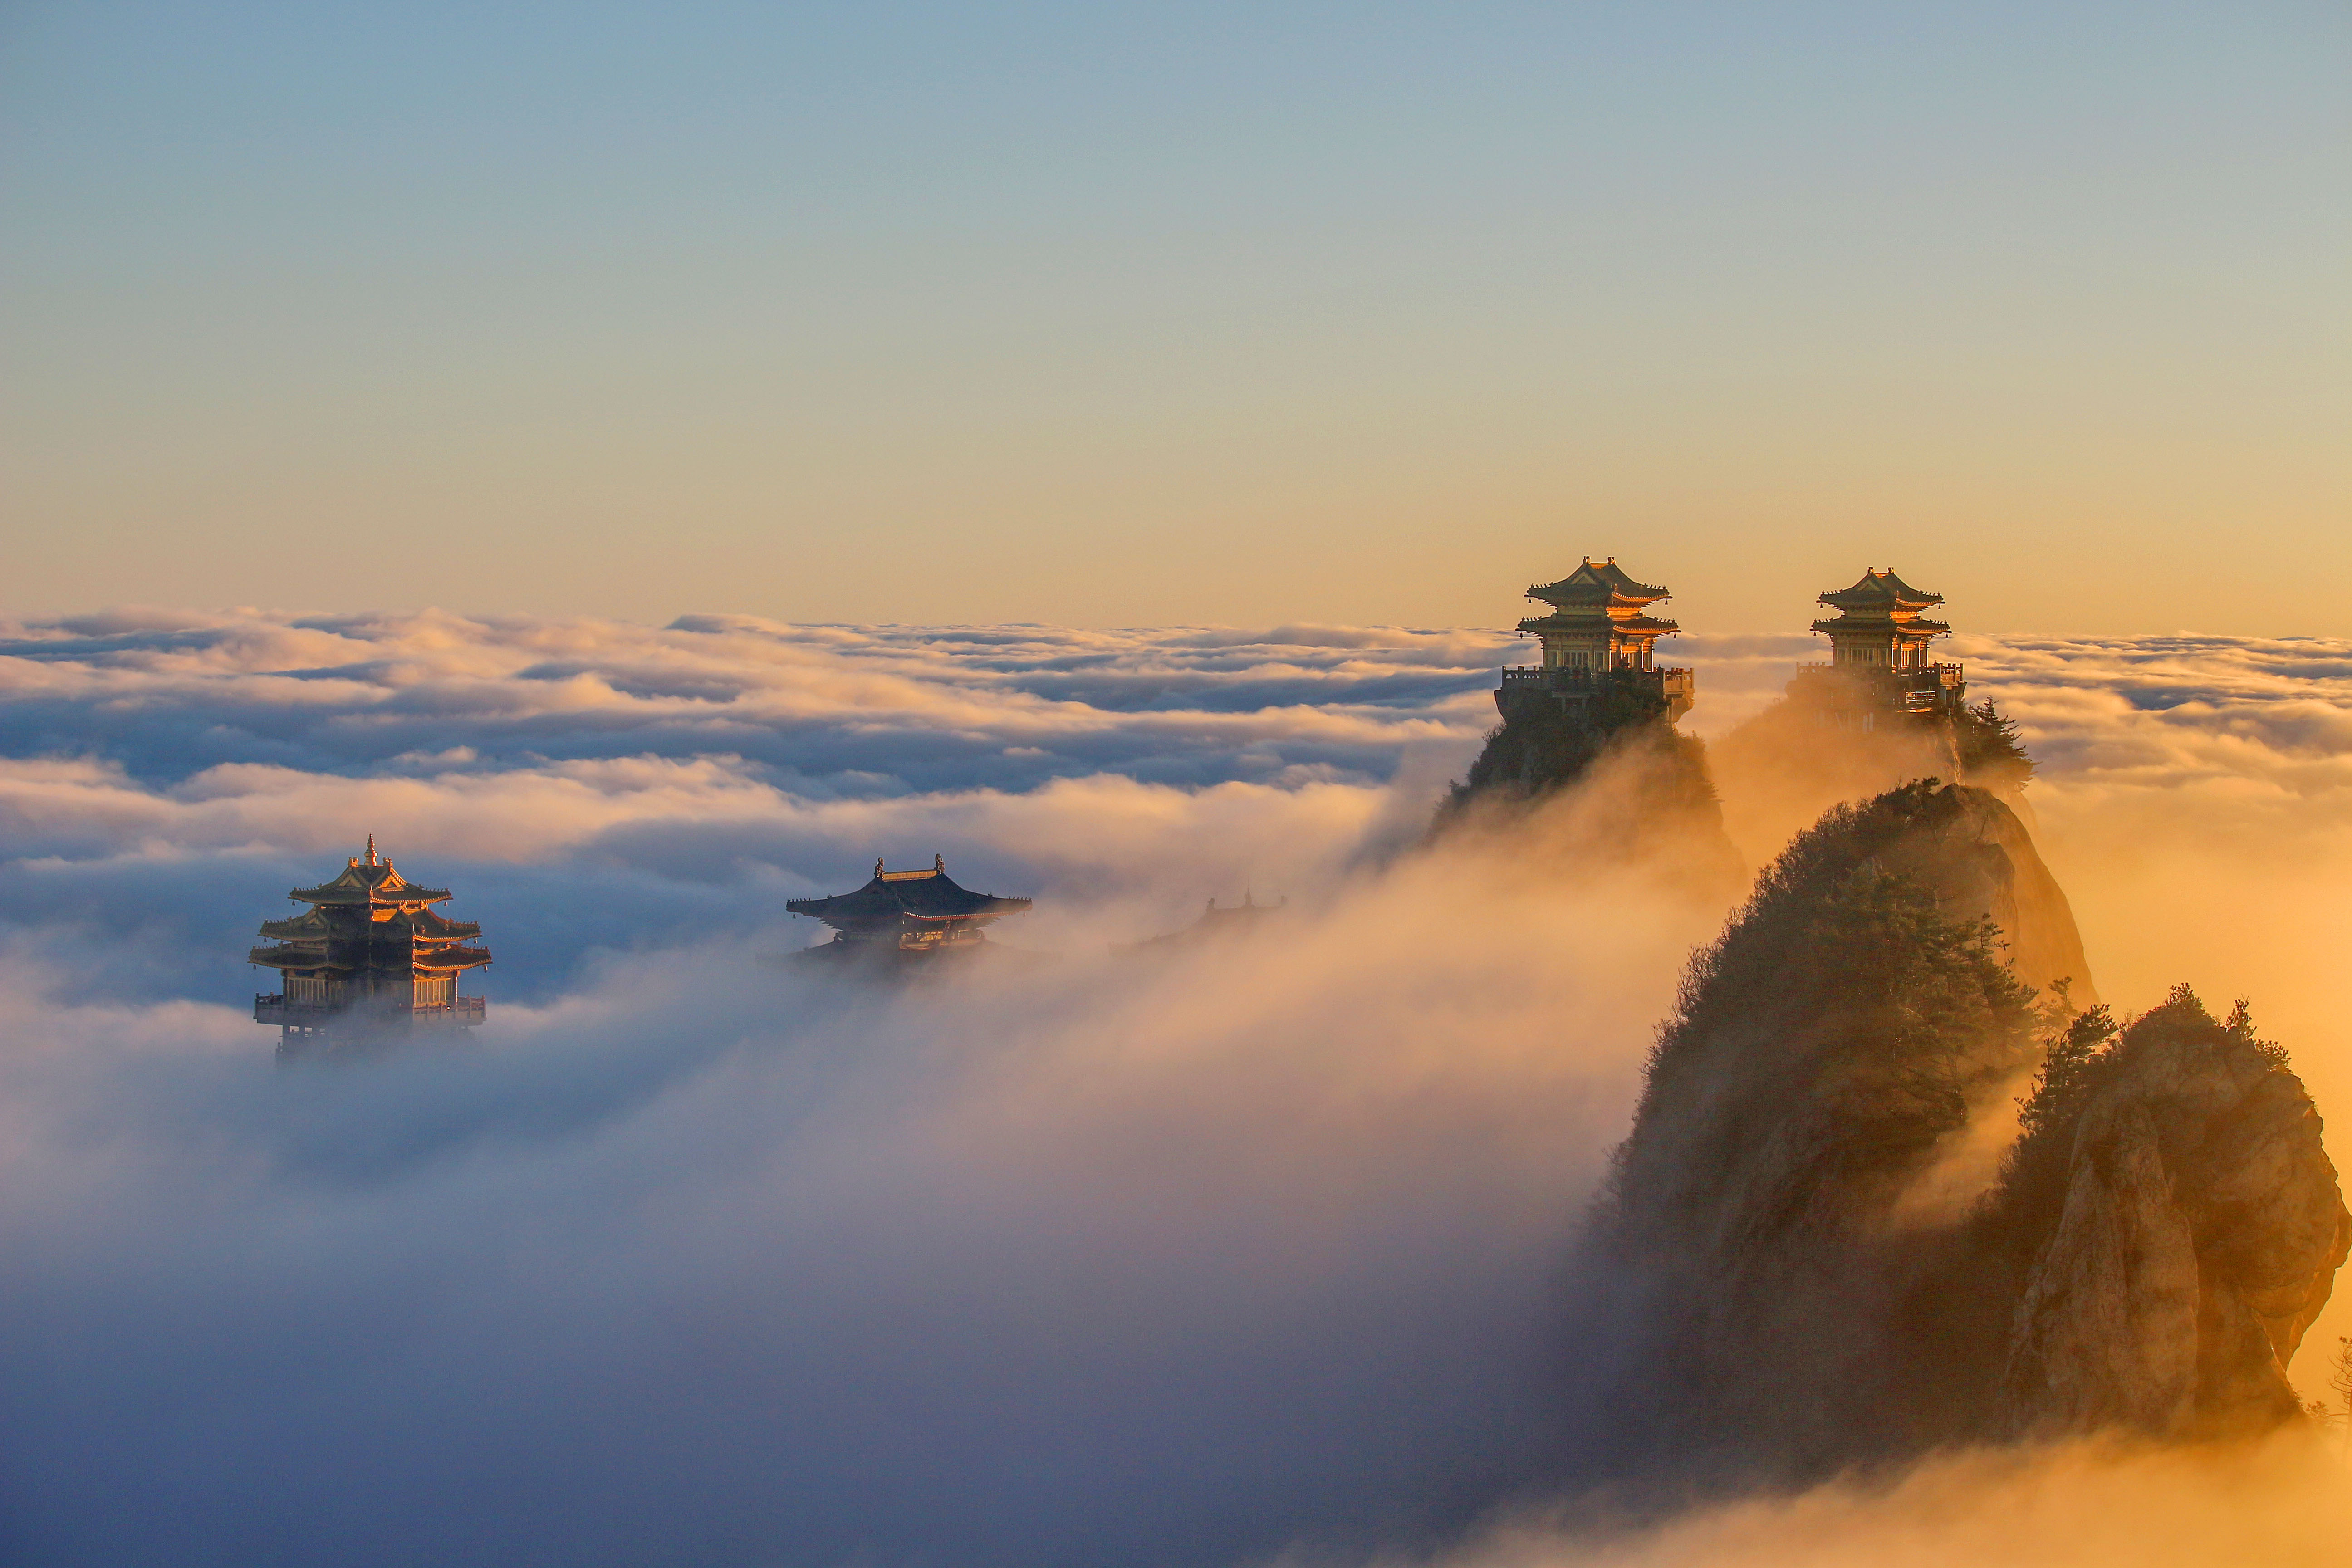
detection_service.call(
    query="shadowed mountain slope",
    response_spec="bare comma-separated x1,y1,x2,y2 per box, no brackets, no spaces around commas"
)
1578,782,2338,1486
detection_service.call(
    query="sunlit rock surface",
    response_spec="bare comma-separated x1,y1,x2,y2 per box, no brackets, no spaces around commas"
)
1588,782,2054,1478
1995,998,2350,1440
1867,781,2096,1005
1578,783,2342,1485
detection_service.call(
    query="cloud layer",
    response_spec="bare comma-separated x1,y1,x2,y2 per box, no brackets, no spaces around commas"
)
0,609,2348,1565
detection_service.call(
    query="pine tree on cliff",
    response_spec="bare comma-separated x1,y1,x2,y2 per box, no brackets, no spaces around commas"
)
1955,698,2034,791
1609,781,2047,1242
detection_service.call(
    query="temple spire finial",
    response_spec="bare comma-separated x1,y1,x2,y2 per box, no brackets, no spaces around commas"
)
365,835,377,867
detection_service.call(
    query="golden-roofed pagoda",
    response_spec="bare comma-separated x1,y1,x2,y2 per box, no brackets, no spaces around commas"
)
1791,568,1966,723
250,838,491,1051
1498,557,1695,722
786,855,1031,960
1813,569,1952,672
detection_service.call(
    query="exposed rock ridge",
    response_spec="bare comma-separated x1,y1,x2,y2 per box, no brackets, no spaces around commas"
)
1863,780,2096,1004
1434,705,1743,897
1592,781,2054,1476
1989,992,2350,1440
1580,782,2342,1486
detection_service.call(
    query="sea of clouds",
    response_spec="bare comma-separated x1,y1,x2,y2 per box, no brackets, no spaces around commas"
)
1,608,2348,1566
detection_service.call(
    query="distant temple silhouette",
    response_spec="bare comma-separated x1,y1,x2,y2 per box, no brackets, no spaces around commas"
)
1788,568,1968,727
250,838,491,1055
1497,557,1695,725
1113,891,1289,956
786,855,1031,960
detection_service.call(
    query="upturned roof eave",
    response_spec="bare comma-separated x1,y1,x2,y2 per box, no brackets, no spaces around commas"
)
1518,613,1681,635
1817,569,1945,612
789,901,1033,926
414,949,495,970
784,871,1032,921
288,887,455,906
250,947,493,971
1811,616,1951,636
257,914,480,940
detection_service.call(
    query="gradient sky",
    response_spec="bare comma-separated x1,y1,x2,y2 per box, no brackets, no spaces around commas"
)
3,1,2346,635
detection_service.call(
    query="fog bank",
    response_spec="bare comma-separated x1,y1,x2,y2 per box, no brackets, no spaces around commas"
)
0,611,2347,1562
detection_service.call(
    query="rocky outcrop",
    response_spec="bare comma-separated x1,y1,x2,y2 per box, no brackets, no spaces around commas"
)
1435,706,1745,898
1447,684,1697,809
1590,782,2056,1476
1578,785,2340,1486
1990,993,2349,1440
1867,781,2095,1004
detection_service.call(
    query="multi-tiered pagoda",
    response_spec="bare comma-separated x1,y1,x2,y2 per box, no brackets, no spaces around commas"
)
786,856,1031,960
1498,557,1695,723
1789,568,1967,725
250,839,492,1050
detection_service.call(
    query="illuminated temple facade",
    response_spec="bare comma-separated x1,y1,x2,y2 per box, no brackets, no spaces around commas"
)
1498,557,1695,723
1789,568,1968,725
786,856,1032,958
250,839,492,1049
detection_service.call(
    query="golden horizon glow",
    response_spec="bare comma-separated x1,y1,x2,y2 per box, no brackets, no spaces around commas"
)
2,4,2346,636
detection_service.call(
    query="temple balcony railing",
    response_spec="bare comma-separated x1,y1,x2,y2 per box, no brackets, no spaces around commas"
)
1498,664,1695,718
1500,664,1692,687
1791,662,1967,713
256,994,485,1026
1798,660,1964,683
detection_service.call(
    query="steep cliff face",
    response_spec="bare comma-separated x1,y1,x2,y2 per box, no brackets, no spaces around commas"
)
1592,781,2054,1475
1868,782,2095,1004
1450,684,1696,808
1582,784,2342,1484
1436,700,1744,894
1988,993,2350,1440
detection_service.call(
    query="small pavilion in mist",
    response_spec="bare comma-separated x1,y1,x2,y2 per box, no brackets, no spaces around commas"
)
250,838,492,1054
787,856,1031,960
1112,891,1289,957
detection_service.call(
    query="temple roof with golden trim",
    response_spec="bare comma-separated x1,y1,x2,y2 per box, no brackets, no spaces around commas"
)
786,857,1032,928
1817,569,1946,615
1526,557,1672,611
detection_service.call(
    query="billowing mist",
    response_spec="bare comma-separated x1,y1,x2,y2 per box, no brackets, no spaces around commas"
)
0,611,2347,1565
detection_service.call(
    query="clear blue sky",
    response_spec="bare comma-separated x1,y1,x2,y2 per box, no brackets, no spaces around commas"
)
4,2,2346,633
